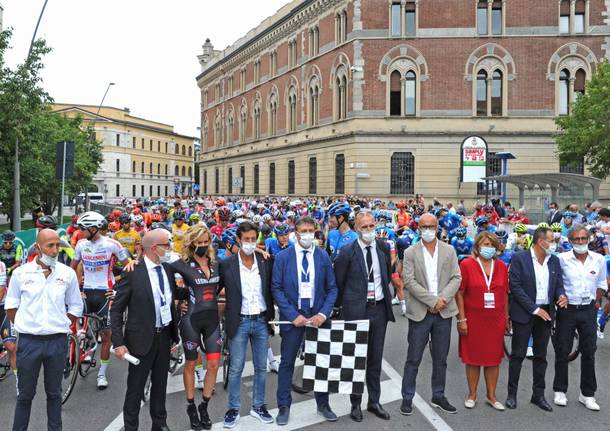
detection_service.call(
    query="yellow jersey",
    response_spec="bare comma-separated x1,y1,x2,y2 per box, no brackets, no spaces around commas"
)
114,229,141,257
172,223,189,254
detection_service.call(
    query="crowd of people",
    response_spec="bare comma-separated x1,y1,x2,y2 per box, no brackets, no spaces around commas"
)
1,194,609,431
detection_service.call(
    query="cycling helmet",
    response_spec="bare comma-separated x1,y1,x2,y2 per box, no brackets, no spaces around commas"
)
252,215,263,224
378,210,393,222
375,227,389,239
563,211,577,219
514,223,528,234
232,209,244,219
495,230,508,241
36,215,58,230
174,211,185,220
262,214,272,222
475,216,489,227
2,230,16,242
260,224,272,238
272,209,282,220
221,228,239,248
118,214,131,224
189,213,201,222
327,202,352,217
257,203,265,210
523,235,534,250
396,201,406,209
77,211,106,229
286,211,296,219
112,209,122,218
100,219,109,230
550,223,563,233
455,226,467,238
131,214,144,224
151,222,170,232
274,223,291,236
215,198,226,207
217,207,230,222
537,222,550,229
246,211,255,219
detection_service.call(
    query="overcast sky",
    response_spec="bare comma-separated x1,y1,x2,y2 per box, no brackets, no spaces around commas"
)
2,0,290,136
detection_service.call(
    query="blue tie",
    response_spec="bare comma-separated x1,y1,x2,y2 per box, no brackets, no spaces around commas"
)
300,251,311,315
154,266,167,328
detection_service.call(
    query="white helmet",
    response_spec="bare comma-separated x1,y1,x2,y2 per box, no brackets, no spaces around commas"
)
252,215,263,224
77,211,106,229
131,214,144,224
262,214,272,222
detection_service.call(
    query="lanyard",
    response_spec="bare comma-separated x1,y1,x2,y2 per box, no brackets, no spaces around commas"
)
153,267,169,307
476,258,494,292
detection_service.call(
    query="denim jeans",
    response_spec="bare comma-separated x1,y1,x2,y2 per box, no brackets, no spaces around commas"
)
227,316,269,410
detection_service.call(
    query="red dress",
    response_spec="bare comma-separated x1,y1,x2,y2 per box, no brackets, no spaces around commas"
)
458,257,508,366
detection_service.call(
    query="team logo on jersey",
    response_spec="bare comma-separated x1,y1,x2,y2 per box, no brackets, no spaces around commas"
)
184,341,198,351
84,247,92,253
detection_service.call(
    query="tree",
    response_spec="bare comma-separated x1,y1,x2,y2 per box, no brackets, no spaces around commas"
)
555,60,610,179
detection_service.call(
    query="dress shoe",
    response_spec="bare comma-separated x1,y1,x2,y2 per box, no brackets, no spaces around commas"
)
317,405,338,422
553,392,567,406
350,404,363,422
530,397,553,412
151,426,170,431
367,403,390,420
505,396,517,410
276,406,290,426
400,399,413,416
578,393,600,411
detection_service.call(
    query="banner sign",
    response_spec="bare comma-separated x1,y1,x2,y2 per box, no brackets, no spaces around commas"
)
460,136,488,183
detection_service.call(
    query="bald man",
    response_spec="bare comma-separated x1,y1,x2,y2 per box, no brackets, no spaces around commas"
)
110,229,187,431
6,229,83,431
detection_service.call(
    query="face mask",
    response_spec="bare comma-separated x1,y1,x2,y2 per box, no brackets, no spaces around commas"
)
553,232,561,240
298,233,315,249
38,249,58,268
194,245,208,258
360,231,376,244
241,242,257,256
479,246,497,260
571,244,589,254
420,229,436,243
547,243,557,255
158,248,172,263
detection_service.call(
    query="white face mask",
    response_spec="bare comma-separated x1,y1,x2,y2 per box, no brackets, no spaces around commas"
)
571,243,589,255
39,251,58,268
553,232,561,240
298,233,315,249
241,242,257,256
360,230,376,244
420,229,436,243
547,243,557,255
158,248,173,264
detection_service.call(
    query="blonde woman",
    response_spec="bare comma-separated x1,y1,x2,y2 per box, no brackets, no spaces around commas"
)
165,223,221,430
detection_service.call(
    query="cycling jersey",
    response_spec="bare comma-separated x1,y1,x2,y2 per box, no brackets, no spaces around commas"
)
265,237,294,257
396,229,419,260
166,258,220,314
451,236,474,259
27,236,74,265
497,249,514,265
439,213,463,238
114,229,141,257
375,225,398,242
327,229,358,260
75,236,127,290
1,243,22,269
171,223,189,254
588,233,608,255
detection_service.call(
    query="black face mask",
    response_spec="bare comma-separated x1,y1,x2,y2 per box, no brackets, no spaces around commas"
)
194,245,208,257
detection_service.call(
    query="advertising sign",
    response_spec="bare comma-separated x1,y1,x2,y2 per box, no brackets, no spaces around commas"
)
460,136,488,183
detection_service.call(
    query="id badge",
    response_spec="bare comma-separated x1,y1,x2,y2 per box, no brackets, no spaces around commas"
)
483,292,495,309
299,282,312,299
160,303,172,325
367,282,376,300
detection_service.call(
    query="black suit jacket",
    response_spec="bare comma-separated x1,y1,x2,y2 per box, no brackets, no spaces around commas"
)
219,253,275,340
110,260,186,356
548,209,563,225
508,250,565,324
334,239,396,322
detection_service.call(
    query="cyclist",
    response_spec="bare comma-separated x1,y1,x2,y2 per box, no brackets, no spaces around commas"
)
326,202,358,260
189,213,201,226
475,215,496,236
438,207,464,240
588,226,609,255
507,223,531,252
550,222,572,252
376,210,398,242
0,260,17,385
495,230,514,265
27,215,75,265
113,214,142,272
1,231,23,276
72,211,129,390
217,228,239,261
172,211,189,254
450,226,474,262
265,223,293,258
211,207,231,238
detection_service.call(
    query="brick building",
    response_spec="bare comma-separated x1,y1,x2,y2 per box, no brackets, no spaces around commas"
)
196,0,610,206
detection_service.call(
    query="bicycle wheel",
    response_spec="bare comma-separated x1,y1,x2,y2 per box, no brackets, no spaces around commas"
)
568,333,580,362
0,348,10,381
222,341,230,390
62,334,80,405
168,342,184,375
504,328,513,358
78,324,97,377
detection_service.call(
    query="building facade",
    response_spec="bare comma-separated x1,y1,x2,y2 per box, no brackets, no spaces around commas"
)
196,0,610,203
52,104,196,199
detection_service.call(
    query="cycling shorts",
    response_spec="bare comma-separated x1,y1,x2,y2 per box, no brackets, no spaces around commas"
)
83,290,111,329
0,308,16,343
179,309,221,361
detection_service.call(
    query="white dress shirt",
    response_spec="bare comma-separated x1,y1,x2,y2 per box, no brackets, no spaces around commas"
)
357,239,384,301
238,253,266,315
422,242,439,295
144,256,172,328
559,250,607,305
294,242,316,304
530,248,550,315
4,260,83,335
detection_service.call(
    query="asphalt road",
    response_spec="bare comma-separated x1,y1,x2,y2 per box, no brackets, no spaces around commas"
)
1,308,609,431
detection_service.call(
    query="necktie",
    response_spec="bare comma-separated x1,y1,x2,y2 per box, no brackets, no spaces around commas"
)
300,250,311,314
366,246,374,282
154,266,167,326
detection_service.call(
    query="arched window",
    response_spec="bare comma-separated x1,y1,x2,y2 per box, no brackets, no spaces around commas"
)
188,146,192,157
388,67,419,117
287,86,297,132
574,69,586,99
491,70,503,116
240,105,248,143
188,166,192,178
175,143,180,154
157,141,160,152
559,69,570,116
181,166,186,177
182,145,186,156
253,101,261,139
390,70,401,116
165,142,168,153
333,67,348,121
391,152,415,195
308,77,320,126
268,93,278,137
405,71,416,116
214,113,222,147
226,109,234,145
175,165,179,176
476,70,488,117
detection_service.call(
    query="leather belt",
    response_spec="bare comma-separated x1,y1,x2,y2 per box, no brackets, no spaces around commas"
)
367,299,384,307
154,326,170,334
567,301,594,310
239,312,266,319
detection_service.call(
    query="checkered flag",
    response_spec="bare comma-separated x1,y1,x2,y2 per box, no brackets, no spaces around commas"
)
302,320,369,394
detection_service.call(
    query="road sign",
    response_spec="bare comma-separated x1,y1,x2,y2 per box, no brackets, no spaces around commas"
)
460,136,488,183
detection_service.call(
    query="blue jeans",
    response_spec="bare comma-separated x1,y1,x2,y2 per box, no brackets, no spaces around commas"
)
227,316,269,410
13,333,68,431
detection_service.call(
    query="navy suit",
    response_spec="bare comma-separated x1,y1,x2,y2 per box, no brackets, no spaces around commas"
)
507,250,565,399
334,239,395,406
271,245,338,409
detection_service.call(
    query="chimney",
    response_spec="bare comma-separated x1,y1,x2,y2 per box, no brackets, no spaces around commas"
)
198,38,215,72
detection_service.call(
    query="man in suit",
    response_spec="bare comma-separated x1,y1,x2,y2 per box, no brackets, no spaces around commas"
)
272,216,338,426
506,227,568,411
220,222,275,428
547,202,562,225
334,210,395,422
400,213,461,415
111,229,186,431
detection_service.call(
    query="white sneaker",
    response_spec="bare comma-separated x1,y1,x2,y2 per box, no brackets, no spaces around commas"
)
268,359,279,373
97,374,109,390
578,394,600,411
597,330,604,340
554,392,567,406
526,346,533,357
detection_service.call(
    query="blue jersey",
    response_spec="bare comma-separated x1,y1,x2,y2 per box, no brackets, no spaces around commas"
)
327,229,358,260
497,249,514,266
440,213,463,238
396,229,420,260
216,248,228,261
265,237,294,257
451,237,474,259
477,225,497,236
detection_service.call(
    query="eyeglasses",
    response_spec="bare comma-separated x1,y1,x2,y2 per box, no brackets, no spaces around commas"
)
571,236,589,242
419,225,436,230
155,242,171,249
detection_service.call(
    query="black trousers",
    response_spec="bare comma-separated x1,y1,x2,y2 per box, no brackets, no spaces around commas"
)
507,313,552,398
123,328,171,431
553,305,598,397
351,302,389,406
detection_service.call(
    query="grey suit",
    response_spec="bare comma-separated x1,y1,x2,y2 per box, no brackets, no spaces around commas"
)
401,240,461,402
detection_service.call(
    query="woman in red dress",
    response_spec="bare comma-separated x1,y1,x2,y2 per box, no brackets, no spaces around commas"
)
456,231,509,411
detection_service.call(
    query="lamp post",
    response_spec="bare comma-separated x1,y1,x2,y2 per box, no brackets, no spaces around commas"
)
12,0,49,231
85,82,114,211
